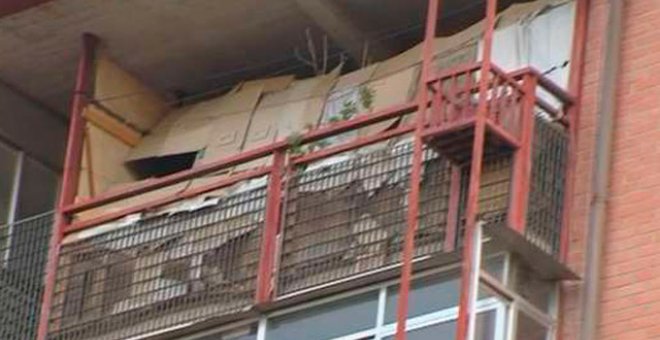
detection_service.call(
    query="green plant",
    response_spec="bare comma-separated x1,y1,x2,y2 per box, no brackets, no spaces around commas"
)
359,85,375,111
339,100,358,120
310,139,331,151
287,133,306,155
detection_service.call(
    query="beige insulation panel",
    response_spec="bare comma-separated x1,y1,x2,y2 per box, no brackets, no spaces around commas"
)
94,55,168,132
78,124,137,199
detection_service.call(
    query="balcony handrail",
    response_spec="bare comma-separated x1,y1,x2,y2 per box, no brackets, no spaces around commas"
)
65,167,271,233
61,63,574,236
509,66,576,106
490,64,568,124
63,102,419,216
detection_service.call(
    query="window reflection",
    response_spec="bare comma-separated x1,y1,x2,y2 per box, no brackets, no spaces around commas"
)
266,291,379,340
382,310,497,340
384,271,460,323
383,320,456,340
0,142,18,225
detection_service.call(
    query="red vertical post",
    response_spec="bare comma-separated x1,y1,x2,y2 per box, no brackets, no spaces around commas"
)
508,73,537,233
37,33,98,340
256,150,286,304
560,0,590,263
455,0,497,338
443,166,461,253
394,0,440,339
429,83,442,126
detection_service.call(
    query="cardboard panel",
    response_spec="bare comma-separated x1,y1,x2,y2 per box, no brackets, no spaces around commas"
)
241,75,294,94
129,82,264,161
333,64,379,91
94,55,168,132
358,65,420,136
234,71,339,171
78,124,137,198
372,43,422,80
200,111,254,164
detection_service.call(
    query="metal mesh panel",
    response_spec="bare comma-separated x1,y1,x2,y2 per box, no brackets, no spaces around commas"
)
278,142,452,295
526,117,568,257
0,212,53,340
48,186,266,340
457,154,513,243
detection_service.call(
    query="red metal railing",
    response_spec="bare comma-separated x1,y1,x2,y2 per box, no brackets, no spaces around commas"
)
32,61,574,340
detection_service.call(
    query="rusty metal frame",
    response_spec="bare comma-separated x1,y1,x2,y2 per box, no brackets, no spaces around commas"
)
509,73,538,233
37,33,98,340
65,166,271,233
63,102,419,216
444,166,462,253
35,1,582,337
393,0,440,339
455,0,498,339
256,149,286,304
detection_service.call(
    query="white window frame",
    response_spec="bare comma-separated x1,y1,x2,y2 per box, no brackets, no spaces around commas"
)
186,251,558,340
2,149,23,265
260,255,509,340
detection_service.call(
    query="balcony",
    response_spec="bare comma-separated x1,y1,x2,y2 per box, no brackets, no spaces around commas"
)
39,62,573,340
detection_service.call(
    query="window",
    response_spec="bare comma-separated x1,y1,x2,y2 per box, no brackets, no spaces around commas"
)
384,271,460,324
195,323,259,340
2,152,58,271
0,143,19,225
381,311,498,340
266,269,507,340
266,291,379,340
382,319,457,340
15,156,58,220
190,253,555,340
0,142,20,266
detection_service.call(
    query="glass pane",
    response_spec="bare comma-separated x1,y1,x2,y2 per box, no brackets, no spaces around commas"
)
15,156,58,219
382,310,499,340
6,157,56,277
384,271,460,324
0,142,18,225
482,253,506,282
196,323,258,340
382,320,456,340
515,312,549,340
266,291,379,340
475,309,498,340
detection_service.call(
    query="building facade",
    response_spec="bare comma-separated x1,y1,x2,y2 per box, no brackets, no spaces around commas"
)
0,0,657,339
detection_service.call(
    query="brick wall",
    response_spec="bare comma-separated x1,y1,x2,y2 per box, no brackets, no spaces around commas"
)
560,1,660,339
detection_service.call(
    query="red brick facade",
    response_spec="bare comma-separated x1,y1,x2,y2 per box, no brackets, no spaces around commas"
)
561,1,660,339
